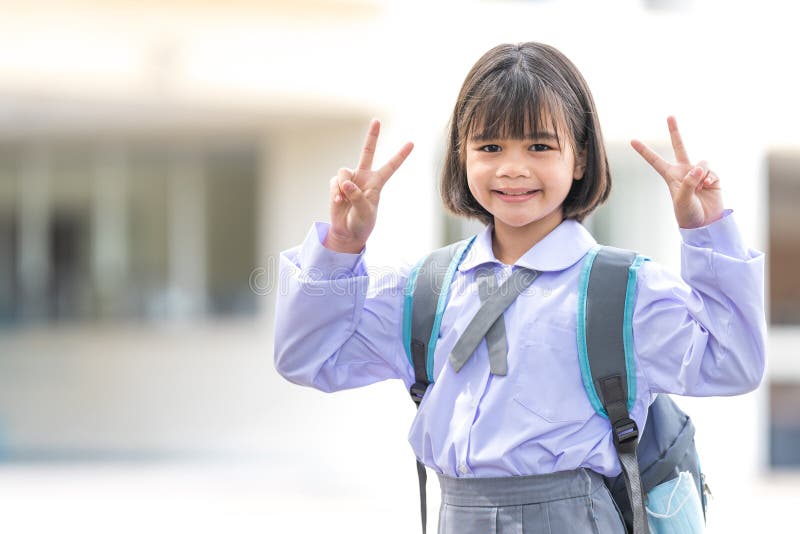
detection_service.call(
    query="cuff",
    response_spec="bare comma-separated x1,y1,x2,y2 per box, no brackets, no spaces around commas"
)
297,222,366,279
679,209,748,258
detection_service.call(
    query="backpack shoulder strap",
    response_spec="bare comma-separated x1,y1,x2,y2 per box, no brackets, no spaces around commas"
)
402,236,475,534
577,244,652,534
577,245,648,416
403,235,476,405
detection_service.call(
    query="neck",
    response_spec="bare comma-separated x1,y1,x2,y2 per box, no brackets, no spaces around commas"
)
491,213,565,265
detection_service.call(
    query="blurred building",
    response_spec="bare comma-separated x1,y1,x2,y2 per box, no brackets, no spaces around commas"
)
0,0,798,532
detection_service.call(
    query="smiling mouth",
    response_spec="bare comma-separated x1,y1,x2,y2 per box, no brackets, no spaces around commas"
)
492,189,540,203
495,190,538,196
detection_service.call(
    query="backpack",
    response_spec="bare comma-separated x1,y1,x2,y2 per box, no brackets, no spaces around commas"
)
403,238,709,534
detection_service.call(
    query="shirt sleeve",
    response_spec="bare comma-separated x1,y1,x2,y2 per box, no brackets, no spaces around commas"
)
632,210,767,397
273,222,415,393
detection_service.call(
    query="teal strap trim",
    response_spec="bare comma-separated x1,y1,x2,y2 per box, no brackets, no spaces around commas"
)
577,245,607,418
426,235,477,382
623,254,649,411
403,258,425,367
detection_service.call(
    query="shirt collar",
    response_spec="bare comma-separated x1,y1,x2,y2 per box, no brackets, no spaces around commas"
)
457,219,597,273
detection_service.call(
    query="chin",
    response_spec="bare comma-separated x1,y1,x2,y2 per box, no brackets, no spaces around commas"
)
497,218,538,229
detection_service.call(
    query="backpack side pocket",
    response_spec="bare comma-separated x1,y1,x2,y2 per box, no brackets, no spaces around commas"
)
645,470,705,534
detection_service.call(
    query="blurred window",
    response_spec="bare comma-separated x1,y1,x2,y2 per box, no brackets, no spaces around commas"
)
770,381,800,468
768,150,800,325
49,146,94,321
127,145,170,320
768,150,800,468
0,148,18,324
0,139,258,326
205,146,258,316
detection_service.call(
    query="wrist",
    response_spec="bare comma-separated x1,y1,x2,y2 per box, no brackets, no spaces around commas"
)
678,211,725,230
323,231,365,254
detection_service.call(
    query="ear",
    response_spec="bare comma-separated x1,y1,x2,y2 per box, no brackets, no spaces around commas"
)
573,147,587,180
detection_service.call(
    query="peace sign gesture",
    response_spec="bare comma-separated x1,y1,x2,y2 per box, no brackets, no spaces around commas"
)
324,119,414,253
631,116,724,229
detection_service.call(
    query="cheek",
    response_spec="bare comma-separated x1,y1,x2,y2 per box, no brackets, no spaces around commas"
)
464,161,479,194
464,174,491,212
465,158,489,185
466,174,481,202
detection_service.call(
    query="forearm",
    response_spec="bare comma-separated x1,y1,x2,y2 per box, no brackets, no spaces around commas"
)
636,211,766,396
273,223,412,392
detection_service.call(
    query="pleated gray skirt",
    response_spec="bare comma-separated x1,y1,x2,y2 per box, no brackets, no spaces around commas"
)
436,468,626,534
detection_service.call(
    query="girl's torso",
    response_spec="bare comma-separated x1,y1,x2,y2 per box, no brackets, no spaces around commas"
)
407,221,651,478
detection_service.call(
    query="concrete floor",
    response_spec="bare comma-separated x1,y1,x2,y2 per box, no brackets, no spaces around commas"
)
0,459,797,533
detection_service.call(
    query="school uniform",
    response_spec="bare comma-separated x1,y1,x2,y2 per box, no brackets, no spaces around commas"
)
274,210,765,533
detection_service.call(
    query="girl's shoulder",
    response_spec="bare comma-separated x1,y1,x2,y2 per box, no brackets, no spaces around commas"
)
578,243,686,300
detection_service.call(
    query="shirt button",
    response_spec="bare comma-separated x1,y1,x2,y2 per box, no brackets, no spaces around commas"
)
458,463,469,475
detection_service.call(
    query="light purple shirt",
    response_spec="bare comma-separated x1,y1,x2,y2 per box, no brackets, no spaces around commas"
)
274,212,766,478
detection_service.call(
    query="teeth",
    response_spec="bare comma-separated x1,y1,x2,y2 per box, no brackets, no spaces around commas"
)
500,191,535,196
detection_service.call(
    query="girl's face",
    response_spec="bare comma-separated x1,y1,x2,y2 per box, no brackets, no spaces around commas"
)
465,117,585,237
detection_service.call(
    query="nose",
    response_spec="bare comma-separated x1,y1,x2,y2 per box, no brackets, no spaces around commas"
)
495,150,530,179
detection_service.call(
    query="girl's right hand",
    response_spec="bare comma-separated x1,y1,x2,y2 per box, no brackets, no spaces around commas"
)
324,119,414,253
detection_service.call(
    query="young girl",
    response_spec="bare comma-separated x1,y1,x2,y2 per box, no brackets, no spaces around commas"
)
274,42,765,533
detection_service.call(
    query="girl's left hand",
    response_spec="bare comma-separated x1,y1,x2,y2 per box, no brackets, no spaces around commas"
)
631,116,724,229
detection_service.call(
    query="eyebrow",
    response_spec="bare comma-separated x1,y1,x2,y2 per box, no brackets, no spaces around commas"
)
469,131,560,143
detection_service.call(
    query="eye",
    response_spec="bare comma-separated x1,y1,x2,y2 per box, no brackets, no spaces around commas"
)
479,144,502,153
530,144,552,152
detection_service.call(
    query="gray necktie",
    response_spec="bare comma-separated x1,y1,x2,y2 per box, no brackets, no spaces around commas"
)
449,266,540,375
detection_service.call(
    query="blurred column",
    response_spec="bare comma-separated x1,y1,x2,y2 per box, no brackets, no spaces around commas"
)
16,144,50,322
167,148,207,321
92,144,129,319
254,141,271,320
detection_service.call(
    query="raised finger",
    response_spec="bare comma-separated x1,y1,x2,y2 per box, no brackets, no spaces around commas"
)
376,142,414,184
667,116,691,165
630,139,670,179
357,119,380,171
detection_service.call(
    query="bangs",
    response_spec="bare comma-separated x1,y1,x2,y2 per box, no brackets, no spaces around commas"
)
459,72,571,148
